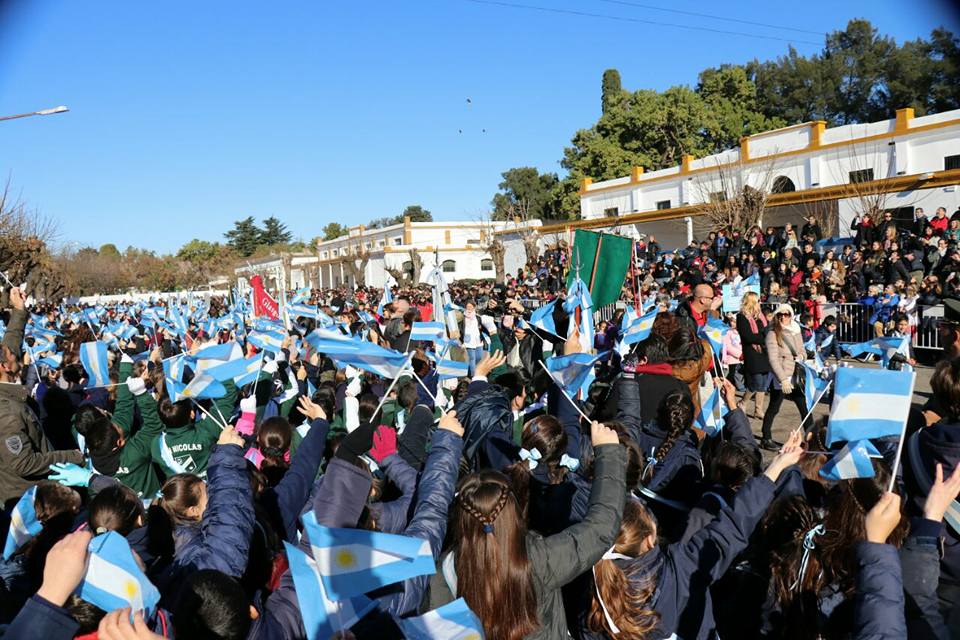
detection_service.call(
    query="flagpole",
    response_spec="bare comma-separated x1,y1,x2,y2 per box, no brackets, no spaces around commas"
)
537,360,592,423
191,398,228,430
371,352,415,424
797,378,833,432
251,351,265,397
886,372,917,492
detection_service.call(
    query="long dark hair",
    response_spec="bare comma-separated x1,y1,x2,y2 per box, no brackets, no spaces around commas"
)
643,392,693,483
820,464,908,593
453,471,539,640
506,415,569,514
762,496,824,639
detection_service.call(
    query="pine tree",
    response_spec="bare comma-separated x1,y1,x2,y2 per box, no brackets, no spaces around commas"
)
260,216,292,246
224,216,262,257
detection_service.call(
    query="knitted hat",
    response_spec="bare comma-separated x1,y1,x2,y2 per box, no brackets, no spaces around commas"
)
774,303,794,317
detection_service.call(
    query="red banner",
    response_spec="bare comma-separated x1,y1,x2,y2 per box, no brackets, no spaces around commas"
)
250,275,279,320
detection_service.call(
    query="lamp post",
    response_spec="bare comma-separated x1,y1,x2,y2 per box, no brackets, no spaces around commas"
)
0,105,69,122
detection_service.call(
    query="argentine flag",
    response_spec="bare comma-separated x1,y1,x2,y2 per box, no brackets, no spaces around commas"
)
410,321,446,344
819,440,880,481
529,300,558,337
287,303,319,319
78,532,160,616
695,384,728,437
400,598,486,640
249,329,285,354
180,372,227,400
377,283,393,316
545,352,608,398
79,341,110,388
698,318,728,357
826,367,915,447
284,542,376,640
622,306,659,346
37,352,63,369
329,342,411,380
3,486,42,560
436,358,469,380
564,277,594,354
801,361,831,412
301,512,435,601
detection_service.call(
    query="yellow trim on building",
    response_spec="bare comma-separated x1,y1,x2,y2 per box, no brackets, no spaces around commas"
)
580,115,960,197
579,177,593,194
514,168,960,236
739,137,750,161
895,108,915,132
630,166,644,182
403,216,412,244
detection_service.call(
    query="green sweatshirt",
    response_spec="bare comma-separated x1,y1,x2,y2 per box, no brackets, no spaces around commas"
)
150,380,237,479
113,390,164,498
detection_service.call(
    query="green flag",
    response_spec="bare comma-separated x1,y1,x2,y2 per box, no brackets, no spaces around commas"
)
566,230,632,308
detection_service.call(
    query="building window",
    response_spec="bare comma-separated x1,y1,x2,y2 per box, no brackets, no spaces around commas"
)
772,176,796,193
442,260,456,273
849,168,874,183
393,237,402,245
656,200,671,210
603,207,619,216
481,258,493,271
709,191,727,203
946,155,960,171
467,239,480,245
378,240,385,247
321,251,328,259
365,242,372,250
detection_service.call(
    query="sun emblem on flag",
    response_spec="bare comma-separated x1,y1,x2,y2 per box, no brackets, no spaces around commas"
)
335,549,356,569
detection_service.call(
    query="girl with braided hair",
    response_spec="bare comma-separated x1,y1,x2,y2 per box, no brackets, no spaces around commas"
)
639,391,704,517
580,430,805,640
438,421,626,640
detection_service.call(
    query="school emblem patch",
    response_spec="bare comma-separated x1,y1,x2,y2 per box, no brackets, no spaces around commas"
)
5,435,22,455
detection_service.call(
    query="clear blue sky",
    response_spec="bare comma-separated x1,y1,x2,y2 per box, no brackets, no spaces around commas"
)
1,0,957,253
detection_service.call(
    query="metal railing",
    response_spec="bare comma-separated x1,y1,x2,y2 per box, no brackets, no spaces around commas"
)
518,297,945,351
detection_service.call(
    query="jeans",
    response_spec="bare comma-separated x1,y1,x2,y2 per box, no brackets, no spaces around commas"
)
466,347,484,377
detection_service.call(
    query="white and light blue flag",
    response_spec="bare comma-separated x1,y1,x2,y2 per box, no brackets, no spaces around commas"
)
826,367,915,446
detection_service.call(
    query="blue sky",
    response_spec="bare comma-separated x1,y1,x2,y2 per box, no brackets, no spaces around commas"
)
1,0,957,253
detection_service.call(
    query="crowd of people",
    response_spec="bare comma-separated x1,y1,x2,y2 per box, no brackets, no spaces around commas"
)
1,208,960,640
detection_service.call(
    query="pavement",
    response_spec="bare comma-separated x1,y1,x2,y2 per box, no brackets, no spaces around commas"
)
749,358,935,463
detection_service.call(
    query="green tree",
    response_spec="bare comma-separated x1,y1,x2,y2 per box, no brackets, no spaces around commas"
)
601,68,624,114
491,167,560,220
98,243,121,258
177,239,222,263
224,216,262,257
259,215,292,246
322,223,348,241
400,205,433,222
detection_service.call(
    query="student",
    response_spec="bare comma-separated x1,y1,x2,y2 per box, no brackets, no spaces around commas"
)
433,421,624,640
150,378,238,479
583,431,802,639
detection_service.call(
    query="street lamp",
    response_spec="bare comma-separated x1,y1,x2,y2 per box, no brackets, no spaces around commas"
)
0,105,69,122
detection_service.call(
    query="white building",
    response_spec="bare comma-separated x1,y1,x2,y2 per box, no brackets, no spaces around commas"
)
554,107,960,249
235,218,542,292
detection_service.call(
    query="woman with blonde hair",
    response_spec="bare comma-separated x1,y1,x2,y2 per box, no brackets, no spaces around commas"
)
761,305,809,450
736,292,769,421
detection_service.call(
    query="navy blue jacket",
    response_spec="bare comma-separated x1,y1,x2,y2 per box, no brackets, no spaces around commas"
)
371,453,418,534
253,457,375,639
852,541,907,640
377,428,464,617
901,419,960,591
159,443,255,605
579,474,775,640
901,518,949,640
260,417,328,542
2,595,78,640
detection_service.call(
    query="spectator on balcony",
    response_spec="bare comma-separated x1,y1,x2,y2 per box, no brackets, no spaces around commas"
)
930,206,950,235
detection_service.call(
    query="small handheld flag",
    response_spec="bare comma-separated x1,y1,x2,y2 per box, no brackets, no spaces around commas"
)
284,542,377,640
545,352,607,398
819,440,880,481
3,486,42,560
77,531,161,616
300,511,435,601
409,321,446,344
621,307,659,346
399,598,486,640
695,384,728,437
826,367,915,447
698,318,728,357
79,341,110,388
